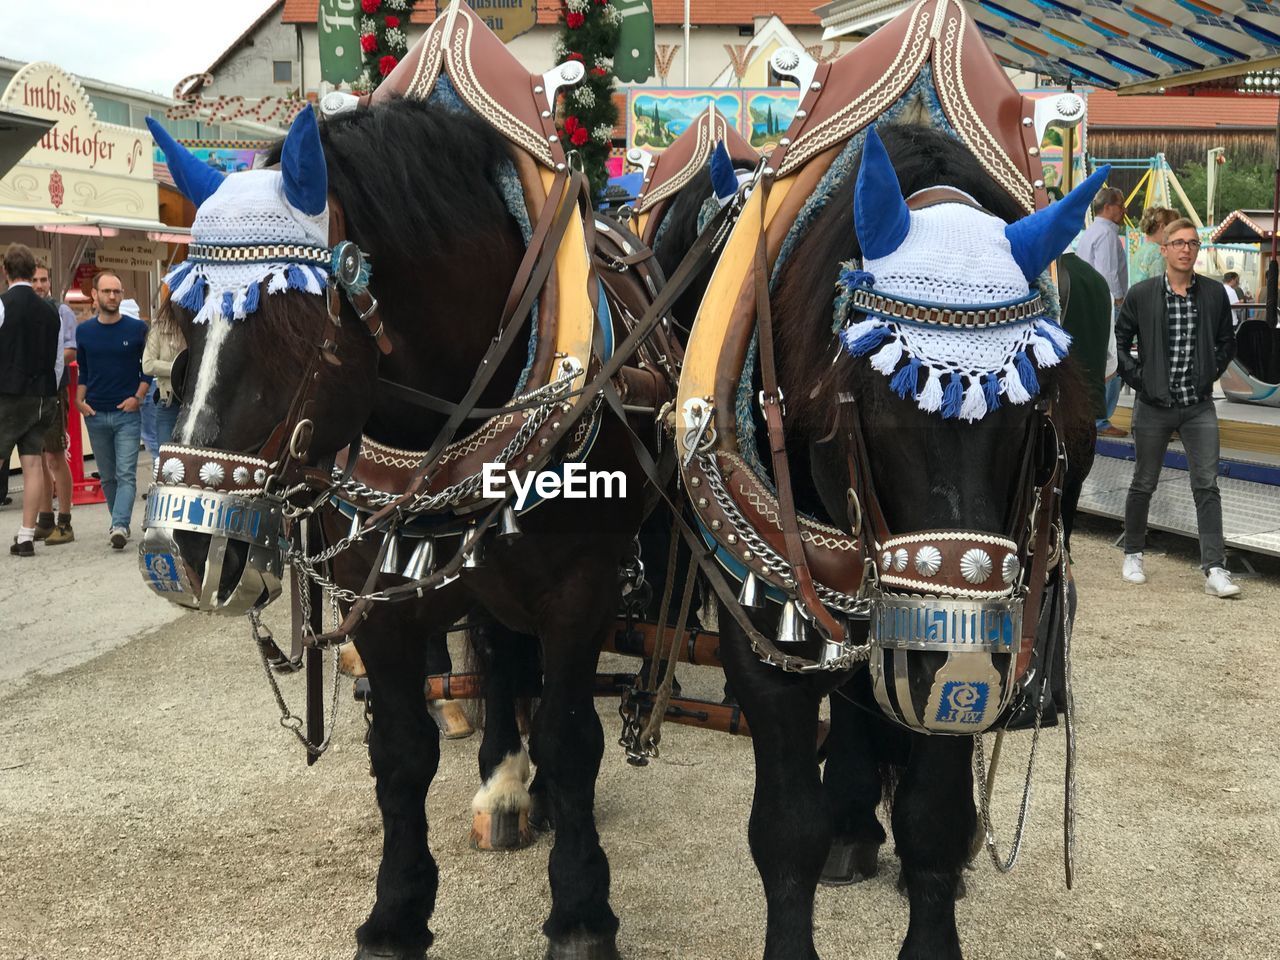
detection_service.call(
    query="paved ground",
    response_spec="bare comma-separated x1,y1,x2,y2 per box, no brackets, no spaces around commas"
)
0,490,1277,959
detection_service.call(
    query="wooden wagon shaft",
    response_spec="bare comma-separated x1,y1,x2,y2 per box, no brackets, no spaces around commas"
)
422,671,752,737
603,619,723,666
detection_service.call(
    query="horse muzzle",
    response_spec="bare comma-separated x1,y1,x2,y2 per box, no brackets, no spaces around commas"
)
865,533,1025,734
138,470,287,616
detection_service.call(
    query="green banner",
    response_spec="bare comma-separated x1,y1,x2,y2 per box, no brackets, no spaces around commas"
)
613,0,655,83
318,0,363,85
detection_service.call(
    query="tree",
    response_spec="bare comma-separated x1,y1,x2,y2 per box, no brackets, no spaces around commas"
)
554,0,622,196
1175,157,1277,225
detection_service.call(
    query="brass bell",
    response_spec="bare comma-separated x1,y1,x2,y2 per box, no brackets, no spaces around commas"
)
775,600,807,645
462,531,484,570
737,570,763,609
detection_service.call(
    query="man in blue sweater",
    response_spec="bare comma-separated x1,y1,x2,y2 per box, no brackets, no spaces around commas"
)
75,270,151,549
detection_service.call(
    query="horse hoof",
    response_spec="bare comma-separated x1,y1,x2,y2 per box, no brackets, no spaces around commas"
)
428,700,474,739
354,947,425,960
545,932,620,960
470,809,533,851
820,838,880,886
528,794,555,833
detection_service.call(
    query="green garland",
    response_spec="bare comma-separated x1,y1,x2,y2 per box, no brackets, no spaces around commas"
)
356,0,411,93
554,0,621,197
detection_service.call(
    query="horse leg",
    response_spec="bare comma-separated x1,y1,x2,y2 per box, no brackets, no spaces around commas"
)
892,736,974,960
471,623,540,851
721,618,829,960
820,669,890,885
529,586,620,960
353,610,448,960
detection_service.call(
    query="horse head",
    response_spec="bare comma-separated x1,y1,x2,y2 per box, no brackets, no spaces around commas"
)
141,106,382,614
777,123,1102,731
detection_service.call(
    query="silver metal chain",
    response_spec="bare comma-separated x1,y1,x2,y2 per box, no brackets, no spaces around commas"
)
972,533,1070,873
699,454,869,617
249,607,344,757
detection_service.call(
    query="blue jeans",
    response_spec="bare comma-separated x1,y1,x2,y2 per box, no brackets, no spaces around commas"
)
153,397,180,452
1096,376,1122,431
85,409,142,532
141,387,159,459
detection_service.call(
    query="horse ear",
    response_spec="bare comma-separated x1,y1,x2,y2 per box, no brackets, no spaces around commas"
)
280,105,328,217
1005,165,1111,282
710,140,738,203
854,126,910,261
146,116,224,208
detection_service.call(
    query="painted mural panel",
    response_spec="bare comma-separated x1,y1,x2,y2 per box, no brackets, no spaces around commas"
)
628,90,742,152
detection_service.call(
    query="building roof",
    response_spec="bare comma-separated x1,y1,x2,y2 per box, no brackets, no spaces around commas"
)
284,0,818,27
190,0,285,95
1086,90,1280,129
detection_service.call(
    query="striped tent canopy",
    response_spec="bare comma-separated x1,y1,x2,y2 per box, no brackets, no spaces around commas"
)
819,0,1280,91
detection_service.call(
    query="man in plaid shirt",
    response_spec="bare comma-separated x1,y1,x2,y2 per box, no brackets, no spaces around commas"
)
1114,218,1239,597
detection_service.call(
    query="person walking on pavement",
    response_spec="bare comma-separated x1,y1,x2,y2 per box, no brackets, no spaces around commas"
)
1116,218,1240,598
0,245,60,557
75,270,151,550
31,262,78,544
1076,185,1129,437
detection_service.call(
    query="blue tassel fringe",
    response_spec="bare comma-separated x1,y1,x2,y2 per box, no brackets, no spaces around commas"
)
843,325,892,356
1015,352,1040,396
890,356,921,400
941,374,964,418
982,374,1002,412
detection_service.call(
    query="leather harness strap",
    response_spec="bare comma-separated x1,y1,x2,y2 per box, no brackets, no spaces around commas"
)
752,177,847,644
328,196,392,355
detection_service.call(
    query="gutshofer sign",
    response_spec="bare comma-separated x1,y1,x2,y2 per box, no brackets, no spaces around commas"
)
0,62,157,223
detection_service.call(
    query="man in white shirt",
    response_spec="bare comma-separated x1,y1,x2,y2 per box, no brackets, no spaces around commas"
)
1222,272,1245,327
1076,186,1128,437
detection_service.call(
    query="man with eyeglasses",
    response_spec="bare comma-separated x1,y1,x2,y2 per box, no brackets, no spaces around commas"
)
1115,219,1239,598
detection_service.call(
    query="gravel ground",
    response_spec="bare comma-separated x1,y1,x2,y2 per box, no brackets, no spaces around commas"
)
1,514,1277,960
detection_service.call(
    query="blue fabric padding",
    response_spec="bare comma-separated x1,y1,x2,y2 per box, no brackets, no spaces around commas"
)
1005,164,1110,282
854,127,911,260
280,106,328,216
431,75,540,396
146,116,225,207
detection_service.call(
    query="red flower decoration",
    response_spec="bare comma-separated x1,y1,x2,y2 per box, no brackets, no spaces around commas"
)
361,0,380,12
378,55,399,76
566,11,585,27
563,115,581,133
360,33,378,53
591,66,608,76
570,127,590,147
385,14,400,27
565,51,584,62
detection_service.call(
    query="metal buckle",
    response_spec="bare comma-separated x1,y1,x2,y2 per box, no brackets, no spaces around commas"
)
757,387,786,416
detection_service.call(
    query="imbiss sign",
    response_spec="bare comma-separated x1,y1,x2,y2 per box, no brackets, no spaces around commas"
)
0,62,158,223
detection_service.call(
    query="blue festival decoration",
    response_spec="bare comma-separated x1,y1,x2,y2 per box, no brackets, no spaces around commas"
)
146,117,226,207
1004,164,1111,282
280,105,328,217
853,126,911,261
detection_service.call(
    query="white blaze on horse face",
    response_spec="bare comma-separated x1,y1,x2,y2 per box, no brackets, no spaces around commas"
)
181,317,234,445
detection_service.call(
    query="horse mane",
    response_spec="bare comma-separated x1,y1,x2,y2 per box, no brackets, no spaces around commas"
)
775,123,1091,447
652,166,713,278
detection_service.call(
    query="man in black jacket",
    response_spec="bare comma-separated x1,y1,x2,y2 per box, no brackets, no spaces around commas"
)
0,244,60,557
1115,218,1239,597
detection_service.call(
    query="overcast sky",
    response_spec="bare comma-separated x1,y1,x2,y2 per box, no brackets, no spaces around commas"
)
3,0,276,96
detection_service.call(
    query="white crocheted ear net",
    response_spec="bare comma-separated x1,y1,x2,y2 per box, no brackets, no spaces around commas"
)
862,203,1028,305
192,169,329,250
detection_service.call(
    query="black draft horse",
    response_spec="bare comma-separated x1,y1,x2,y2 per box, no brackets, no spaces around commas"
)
714,124,1094,960
160,98,671,960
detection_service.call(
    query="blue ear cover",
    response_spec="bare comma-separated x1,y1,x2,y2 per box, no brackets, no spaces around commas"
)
710,140,738,201
853,126,910,261
280,105,328,217
1004,165,1112,282
146,116,225,207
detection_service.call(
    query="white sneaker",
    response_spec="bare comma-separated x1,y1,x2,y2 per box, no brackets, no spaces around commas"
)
1121,553,1146,584
109,527,128,550
1204,567,1241,598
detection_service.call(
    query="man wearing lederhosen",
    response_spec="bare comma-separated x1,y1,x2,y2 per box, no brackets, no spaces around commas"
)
0,244,61,557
